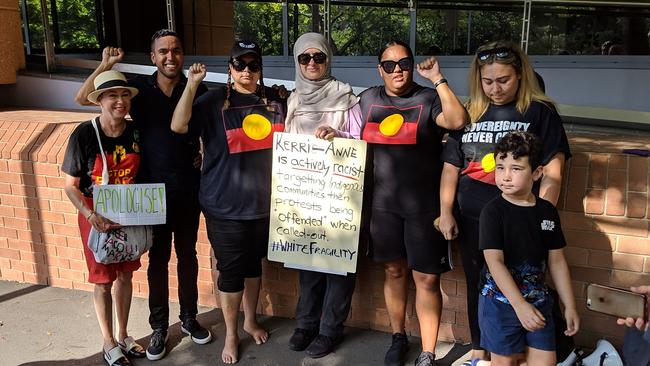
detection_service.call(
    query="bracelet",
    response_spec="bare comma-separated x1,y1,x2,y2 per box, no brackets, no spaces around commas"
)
433,78,448,89
85,210,95,221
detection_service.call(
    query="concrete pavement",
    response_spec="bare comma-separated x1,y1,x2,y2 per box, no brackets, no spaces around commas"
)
0,280,471,366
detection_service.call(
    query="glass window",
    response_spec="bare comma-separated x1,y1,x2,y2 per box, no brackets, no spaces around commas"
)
528,3,650,55
416,2,522,55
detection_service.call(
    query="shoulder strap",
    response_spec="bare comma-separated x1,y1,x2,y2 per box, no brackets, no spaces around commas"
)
90,117,109,186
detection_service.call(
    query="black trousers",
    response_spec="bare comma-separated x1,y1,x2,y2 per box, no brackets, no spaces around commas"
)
295,270,356,338
147,190,200,330
458,215,484,350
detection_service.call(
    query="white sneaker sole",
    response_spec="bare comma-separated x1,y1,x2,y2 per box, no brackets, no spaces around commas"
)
181,325,212,345
146,333,168,361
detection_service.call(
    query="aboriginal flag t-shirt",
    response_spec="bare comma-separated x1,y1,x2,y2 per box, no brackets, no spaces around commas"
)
189,86,286,220
441,101,571,219
62,120,141,197
359,84,444,214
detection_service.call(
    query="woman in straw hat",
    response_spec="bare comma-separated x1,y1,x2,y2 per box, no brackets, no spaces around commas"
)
62,70,145,366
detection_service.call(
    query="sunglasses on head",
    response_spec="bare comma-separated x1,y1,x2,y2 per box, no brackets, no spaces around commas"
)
297,52,327,65
230,58,262,72
477,47,514,63
379,57,414,73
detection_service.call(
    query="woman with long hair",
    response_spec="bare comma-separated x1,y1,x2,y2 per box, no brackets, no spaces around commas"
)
360,40,467,366
171,40,286,364
439,40,571,364
284,32,362,359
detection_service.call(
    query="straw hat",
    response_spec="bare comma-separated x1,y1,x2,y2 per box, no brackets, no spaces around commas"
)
87,70,139,104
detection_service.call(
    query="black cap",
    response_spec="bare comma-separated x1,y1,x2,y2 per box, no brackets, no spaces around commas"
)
230,40,261,59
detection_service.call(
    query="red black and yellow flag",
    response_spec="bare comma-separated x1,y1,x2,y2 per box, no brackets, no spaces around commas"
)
362,104,422,145
462,152,496,185
222,103,284,154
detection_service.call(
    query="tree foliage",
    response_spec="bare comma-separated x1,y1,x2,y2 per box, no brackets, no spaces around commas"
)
24,0,99,50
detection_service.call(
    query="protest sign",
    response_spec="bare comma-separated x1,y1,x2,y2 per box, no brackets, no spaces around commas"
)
93,183,166,225
268,132,366,274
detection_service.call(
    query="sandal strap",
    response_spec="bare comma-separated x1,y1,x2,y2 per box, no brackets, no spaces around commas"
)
104,346,126,365
119,336,139,352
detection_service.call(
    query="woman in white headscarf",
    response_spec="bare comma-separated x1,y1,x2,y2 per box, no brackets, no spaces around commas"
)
285,32,362,359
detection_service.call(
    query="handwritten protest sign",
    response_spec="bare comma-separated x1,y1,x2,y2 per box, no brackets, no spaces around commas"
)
268,132,366,274
93,183,166,225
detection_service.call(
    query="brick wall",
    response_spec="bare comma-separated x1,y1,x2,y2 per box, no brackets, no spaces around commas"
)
1,110,648,348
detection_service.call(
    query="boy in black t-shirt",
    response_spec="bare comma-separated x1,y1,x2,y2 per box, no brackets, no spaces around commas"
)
477,131,579,366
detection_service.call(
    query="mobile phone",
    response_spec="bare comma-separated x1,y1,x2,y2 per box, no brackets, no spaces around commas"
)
586,283,647,320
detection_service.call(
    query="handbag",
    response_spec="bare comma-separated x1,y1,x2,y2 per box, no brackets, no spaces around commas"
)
87,118,153,264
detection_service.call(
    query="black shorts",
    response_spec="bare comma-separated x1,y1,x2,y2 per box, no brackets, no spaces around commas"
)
369,208,452,274
205,217,268,293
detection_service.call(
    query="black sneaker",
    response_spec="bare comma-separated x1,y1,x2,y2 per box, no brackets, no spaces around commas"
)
385,332,409,366
181,318,212,345
414,351,438,366
305,334,342,359
146,329,168,361
288,328,318,351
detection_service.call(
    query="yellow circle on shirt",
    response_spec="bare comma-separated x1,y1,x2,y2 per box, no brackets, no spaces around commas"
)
379,114,404,137
242,114,272,140
482,153,496,173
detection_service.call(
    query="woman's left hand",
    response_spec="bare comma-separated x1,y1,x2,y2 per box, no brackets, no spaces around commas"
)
416,57,443,83
315,125,337,140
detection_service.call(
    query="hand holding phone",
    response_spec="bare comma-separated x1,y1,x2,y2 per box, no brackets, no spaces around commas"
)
586,284,648,331
615,285,650,332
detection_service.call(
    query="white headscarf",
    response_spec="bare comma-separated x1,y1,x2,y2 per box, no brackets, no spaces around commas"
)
285,33,359,134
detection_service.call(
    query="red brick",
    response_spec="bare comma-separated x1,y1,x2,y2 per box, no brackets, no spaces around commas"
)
588,251,645,272
68,259,85,271
23,272,48,285
0,160,7,171
1,268,25,282
49,200,76,213
569,266,611,284
564,246,589,266
0,182,11,194
564,230,616,251
7,160,33,174
627,192,647,218
0,227,18,239
618,236,650,255
49,277,73,289
645,258,650,273
10,184,35,197
10,260,35,273
610,270,650,288
0,194,25,207
559,211,595,231
58,268,85,282
588,154,609,189
35,187,62,200
25,197,49,210
594,216,648,237
0,247,21,260
565,167,587,212
72,282,94,292
8,239,34,252
440,279,457,296
46,176,65,188
605,170,626,216
56,246,83,260
39,211,66,224
13,207,38,220
628,156,648,192
52,223,80,237
32,162,61,177
17,229,40,242
4,217,28,230
585,189,605,215
0,172,21,184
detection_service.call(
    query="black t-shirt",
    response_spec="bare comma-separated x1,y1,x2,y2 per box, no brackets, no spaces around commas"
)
189,87,286,220
441,101,571,219
128,72,207,193
359,84,444,214
479,195,566,306
61,120,141,197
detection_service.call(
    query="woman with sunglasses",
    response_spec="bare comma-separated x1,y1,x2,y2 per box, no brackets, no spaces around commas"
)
285,32,362,359
360,40,467,366
439,40,571,365
171,40,286,364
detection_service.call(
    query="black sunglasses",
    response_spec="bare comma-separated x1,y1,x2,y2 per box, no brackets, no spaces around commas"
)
477,47,514,62
297,52,327,65
230,58,262,72
379,57,413,73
